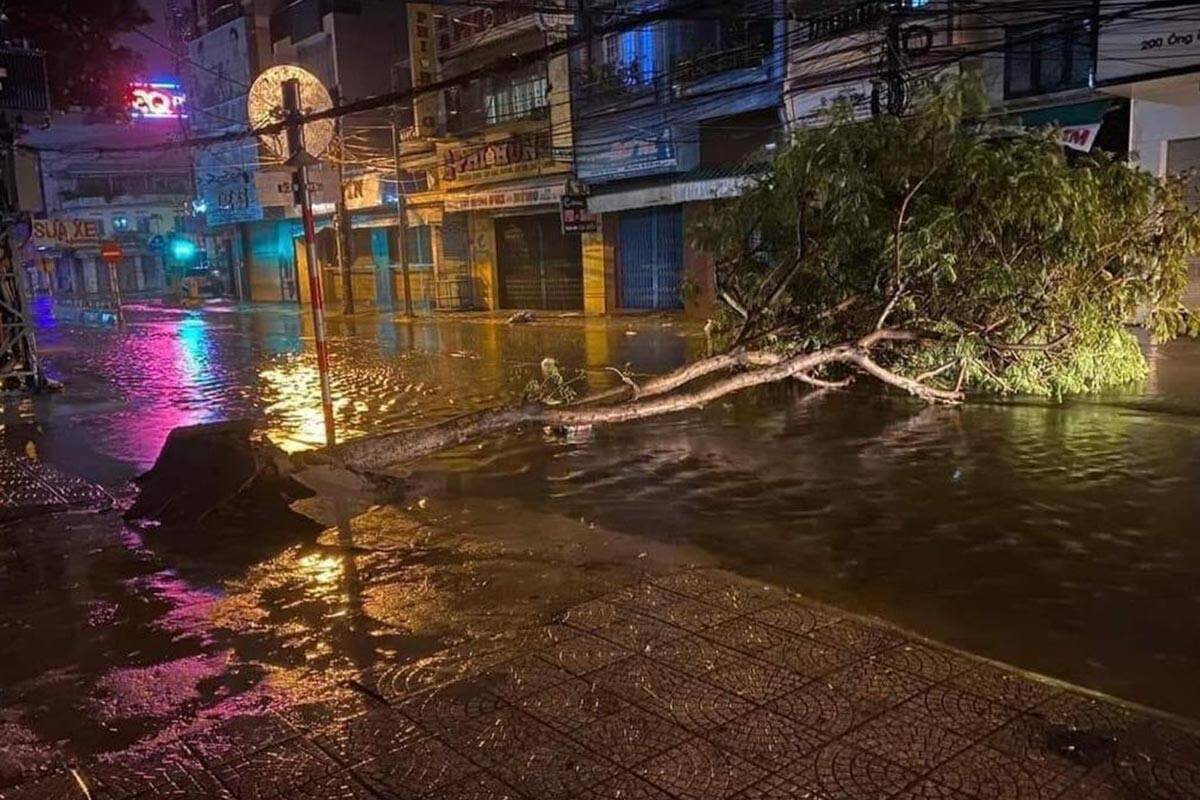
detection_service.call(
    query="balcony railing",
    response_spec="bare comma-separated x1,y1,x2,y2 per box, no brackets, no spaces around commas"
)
576,61,655,104
671,40,772,86
803,0,888,43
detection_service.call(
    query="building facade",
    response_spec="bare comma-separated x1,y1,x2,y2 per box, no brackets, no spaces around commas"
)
570,0,786,315
187,0,287,302
27,112,193,304
1096,0,1200,306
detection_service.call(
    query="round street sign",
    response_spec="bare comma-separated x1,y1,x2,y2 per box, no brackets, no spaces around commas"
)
100,242,123,264
148,234,166,252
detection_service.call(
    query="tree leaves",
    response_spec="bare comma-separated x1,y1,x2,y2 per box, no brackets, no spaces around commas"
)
691,75,1200,398
5,0,152,114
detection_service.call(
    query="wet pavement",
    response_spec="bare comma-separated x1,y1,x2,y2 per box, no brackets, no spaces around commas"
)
3,301,1200,793
5,568,1199,800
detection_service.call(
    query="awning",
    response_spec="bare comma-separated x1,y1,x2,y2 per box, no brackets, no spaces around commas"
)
1015,100,1114,152
589,165,763,214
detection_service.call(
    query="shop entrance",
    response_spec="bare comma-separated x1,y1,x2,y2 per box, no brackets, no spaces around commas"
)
619,205,684,310
495,213,583,310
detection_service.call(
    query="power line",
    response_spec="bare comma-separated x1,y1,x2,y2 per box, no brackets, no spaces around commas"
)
25,0,1182,166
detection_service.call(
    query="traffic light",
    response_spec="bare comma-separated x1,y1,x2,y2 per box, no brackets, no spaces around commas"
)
170,237,197,262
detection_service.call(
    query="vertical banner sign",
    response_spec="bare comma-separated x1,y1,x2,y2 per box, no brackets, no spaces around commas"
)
408,4,439,137
561,194,597,234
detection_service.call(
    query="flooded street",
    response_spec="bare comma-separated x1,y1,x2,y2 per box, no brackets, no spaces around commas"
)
2,302,1199,777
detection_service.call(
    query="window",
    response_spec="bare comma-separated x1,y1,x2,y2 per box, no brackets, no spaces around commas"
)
675,16,773,80
136,215,151,234
1005,19,1094,98
484,67,549,124
406,225,434,267
597,26,656,85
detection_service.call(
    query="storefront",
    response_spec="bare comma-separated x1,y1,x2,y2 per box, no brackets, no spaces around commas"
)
617,205,683,310
438,132,575,310
589,167,757,312
494,212,582,310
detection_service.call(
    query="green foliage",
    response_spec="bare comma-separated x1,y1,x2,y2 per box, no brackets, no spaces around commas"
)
5,0,152,114
691,76,1200,397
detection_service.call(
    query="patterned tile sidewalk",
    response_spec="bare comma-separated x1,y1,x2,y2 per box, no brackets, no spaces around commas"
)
5,569,1199,800
0,449,112,521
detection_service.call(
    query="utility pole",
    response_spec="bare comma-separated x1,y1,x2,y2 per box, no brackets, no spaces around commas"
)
389,76,414,318
282,78,337,446
0,45,46,390
332,86,355,315
881,0,906,117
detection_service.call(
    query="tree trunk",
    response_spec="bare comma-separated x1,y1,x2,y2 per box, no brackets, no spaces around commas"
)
321,335,960,474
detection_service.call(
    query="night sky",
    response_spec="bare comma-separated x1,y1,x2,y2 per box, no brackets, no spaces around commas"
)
118,0,176,80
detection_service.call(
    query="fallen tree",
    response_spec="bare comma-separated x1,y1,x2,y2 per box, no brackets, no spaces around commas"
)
323,78,1200,473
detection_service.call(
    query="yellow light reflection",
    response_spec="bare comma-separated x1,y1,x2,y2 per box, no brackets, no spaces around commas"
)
296,552,344,587
258,360,331,453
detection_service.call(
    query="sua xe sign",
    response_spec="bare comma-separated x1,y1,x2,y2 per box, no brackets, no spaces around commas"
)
31,218,102,248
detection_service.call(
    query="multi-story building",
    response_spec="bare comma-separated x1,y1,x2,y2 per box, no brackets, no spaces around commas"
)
187,0,287,301
28,112,193,303
1095,0,1200,306
569,0,786,315
267,0,410,311
784,0,1130,151
428,1,577,311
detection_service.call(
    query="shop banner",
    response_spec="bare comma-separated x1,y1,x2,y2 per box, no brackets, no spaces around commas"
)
560,194,597,233
439,134,560,189
577,126,676,182
444,183,563,212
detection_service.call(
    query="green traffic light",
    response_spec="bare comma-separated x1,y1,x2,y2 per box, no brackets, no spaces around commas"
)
171,238,197,261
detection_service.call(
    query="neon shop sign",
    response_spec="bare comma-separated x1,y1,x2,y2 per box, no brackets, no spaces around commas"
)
130,83,187,119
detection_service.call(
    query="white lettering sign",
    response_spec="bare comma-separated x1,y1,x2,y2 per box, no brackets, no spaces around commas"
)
1097,1,1200,83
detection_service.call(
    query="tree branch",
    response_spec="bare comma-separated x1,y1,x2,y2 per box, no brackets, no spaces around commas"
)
604,367,641,400
571,349,782,407
846,351,964,404
856,328,942,349
915,359,960,383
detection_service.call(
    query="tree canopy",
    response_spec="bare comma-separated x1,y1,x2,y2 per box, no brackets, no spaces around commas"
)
3,0,151,114
323,78,1200,473
692,78,1200,398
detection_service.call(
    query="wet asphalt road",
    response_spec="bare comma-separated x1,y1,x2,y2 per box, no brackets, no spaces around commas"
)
1,301,1199,780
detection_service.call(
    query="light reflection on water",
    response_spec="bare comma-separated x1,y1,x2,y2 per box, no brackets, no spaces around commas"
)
2,302,1200,773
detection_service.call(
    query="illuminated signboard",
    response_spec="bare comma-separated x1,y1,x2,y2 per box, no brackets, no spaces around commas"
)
130,82,186,119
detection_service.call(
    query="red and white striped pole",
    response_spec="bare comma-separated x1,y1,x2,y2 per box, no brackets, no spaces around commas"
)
283,79,336,446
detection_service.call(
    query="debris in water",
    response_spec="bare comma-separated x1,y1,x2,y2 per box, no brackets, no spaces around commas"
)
506,311,536,324
1046,724,1118,767
70,769,93,800
543,424,593,443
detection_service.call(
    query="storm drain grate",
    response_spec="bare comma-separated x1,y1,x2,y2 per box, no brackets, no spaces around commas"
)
0,449,113,521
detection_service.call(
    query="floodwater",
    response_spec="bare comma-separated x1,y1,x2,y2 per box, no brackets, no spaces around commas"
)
2,301,1199,775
